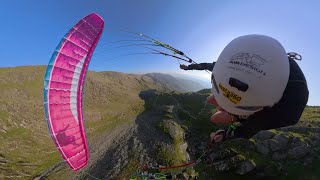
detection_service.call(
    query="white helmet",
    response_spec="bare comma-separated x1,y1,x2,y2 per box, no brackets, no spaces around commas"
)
211,34,289,116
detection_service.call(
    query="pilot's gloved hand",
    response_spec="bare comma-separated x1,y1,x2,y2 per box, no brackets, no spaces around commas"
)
180,64,188,70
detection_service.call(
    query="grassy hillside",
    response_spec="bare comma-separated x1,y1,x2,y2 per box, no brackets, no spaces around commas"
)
1,65,319,179
0,66,171,179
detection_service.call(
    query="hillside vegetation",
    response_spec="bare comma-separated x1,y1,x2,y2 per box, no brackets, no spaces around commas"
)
0,66,207,179
0,66,319,180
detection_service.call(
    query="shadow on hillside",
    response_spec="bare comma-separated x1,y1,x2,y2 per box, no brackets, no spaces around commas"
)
136,89,173,152
83,89,173,179
138,89,157,100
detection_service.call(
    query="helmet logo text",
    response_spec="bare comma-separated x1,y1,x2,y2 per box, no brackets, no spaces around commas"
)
228,53,267,76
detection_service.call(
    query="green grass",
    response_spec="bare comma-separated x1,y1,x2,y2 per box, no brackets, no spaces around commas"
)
155,145,176,166
46,168,71,180
86,113,133,138
286,131,307,140
163,113,173,119
156,120,188,169
1,127,32,139
173,93,208,115
281,159,320,180
301,106,320,122
0,127,62,178
117,149,143,179
0,109,10,124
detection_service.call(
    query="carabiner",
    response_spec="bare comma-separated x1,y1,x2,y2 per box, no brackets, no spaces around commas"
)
287,52,302,61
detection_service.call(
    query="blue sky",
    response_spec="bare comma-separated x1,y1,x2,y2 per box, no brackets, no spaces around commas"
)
0,0,319,105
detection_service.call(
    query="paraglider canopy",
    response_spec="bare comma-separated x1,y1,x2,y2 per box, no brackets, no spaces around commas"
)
43,13,104,171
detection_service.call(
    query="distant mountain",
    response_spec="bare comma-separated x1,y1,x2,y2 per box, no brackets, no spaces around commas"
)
168,73,212,89
144,73,209,92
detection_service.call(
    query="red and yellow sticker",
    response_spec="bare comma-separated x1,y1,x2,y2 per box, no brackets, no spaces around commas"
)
219,83,242,104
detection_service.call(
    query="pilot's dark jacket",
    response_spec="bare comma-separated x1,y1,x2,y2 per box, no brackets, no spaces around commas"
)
183,59,309,138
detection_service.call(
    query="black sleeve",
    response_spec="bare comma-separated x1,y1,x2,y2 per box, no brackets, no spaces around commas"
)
186,63,215,71
233,60,309,139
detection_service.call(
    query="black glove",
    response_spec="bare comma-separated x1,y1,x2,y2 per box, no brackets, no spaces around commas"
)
180,64,188,70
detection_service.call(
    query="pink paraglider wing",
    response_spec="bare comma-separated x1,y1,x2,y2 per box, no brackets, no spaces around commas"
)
43,13,104,171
